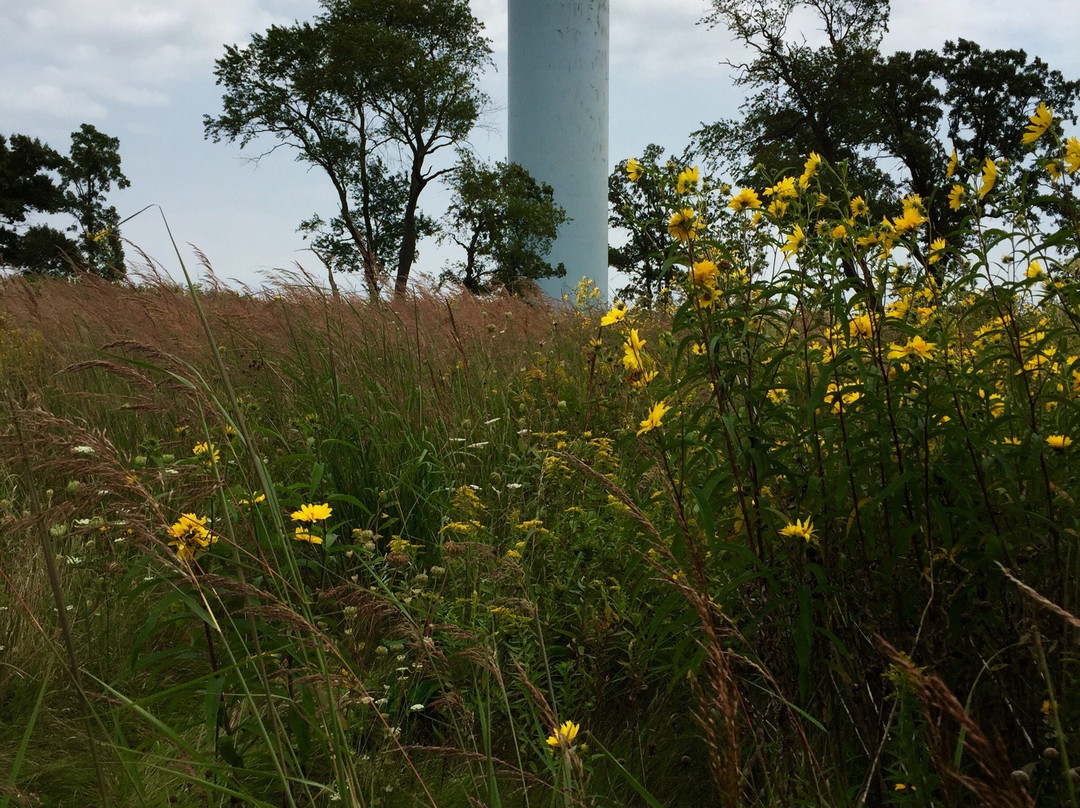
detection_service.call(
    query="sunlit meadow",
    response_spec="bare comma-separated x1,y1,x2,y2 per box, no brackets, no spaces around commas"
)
2,106,1080,807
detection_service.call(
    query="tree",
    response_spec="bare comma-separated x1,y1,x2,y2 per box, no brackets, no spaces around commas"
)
61,124,130,280
299,156,437,277
205,0,492,298
0,127,128,278
609,145,686,307
438,155,567,295
696,0,1080,265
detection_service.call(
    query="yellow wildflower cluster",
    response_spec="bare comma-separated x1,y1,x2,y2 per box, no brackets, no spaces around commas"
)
168,513,216,562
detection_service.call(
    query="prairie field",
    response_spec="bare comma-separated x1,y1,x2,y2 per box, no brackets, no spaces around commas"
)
2,142,1080,808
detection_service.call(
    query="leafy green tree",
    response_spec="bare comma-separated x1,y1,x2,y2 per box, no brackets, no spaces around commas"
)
299,156,436,277
0,134,71,272
205,0,492,298
439,155,566,295
61,124,130,280
608,145,686,307
0,127,128,278
696,0,1080,263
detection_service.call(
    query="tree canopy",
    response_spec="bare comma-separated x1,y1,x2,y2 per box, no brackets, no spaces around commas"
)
694,0,1080,264
0,125,128,279
439,155,567,295
205,0,492,298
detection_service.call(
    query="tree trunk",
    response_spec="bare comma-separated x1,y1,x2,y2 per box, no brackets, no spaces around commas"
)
394,158,427,298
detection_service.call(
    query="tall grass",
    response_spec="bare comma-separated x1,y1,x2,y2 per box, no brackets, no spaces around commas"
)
2,106,1080,808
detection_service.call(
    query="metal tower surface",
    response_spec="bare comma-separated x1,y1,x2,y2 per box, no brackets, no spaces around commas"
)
508,0,609,301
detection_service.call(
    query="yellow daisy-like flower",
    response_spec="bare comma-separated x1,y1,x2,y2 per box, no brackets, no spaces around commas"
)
625,158,643,182
799,152,822,189
887,335,936,361
767,199,789,219
728,187,762,212
945,148,958,179
637,400,671,436
849,312,874,340
1065,137,1080,173
293,526,323,545
1022,102,1054,144
291,502,333,522
850,196,869,217
691,259,719,286
947,184,966,211
978,158,997,199
929,238,946,265
193,441,220,465
668,209,702,242
780,224,805,258
621,328,647,369
780,517,815,543
676,165,699,194
764,176,797,200
168,513,215,562
831,222,849,240
1025,261,1043,280
1046,434,1073,449
546,720,581,749
599,304,626,326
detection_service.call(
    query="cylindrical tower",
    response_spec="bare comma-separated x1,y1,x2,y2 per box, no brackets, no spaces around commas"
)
508,0,609,301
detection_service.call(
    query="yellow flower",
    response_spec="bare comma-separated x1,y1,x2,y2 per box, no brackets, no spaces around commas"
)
849,313,874,340
599,304,626,326
293,526,323,545
767,199,789,218
764,176,797,200
1066,137,1080,173
780,225,805,258
850,196,869,217
1003,436,1022,446
676,165,699,194
1025,261,1043,280
291,502,333,522
1022,102,1053,144
625,158,643,182
892,205,926,233
780,517,815,542
546,720,581,749
193,441,220,465
728,187,762,212
929,238,946,264
887,335,936,361
691,259,719,286
1046,434,1073,450
238,492,266,506
668,208,702,242
168,513,215,561
945,149,958,179
831,222,848,240
799,152,822,188
947,184,966,211
978,158,997,199
622,329,646,371
637,400,671,436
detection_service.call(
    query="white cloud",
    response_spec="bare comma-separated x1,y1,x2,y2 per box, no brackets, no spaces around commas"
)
0,0,318,122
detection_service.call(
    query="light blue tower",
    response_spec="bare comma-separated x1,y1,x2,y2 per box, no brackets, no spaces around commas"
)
508,0,609,301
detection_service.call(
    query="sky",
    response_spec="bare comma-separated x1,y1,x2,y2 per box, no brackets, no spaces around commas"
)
2,0,1079,293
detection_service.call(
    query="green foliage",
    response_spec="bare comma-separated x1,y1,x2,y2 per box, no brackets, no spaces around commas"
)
696,0,1080,254
440,154,567,294
204,0,492,298
0,126,128,278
